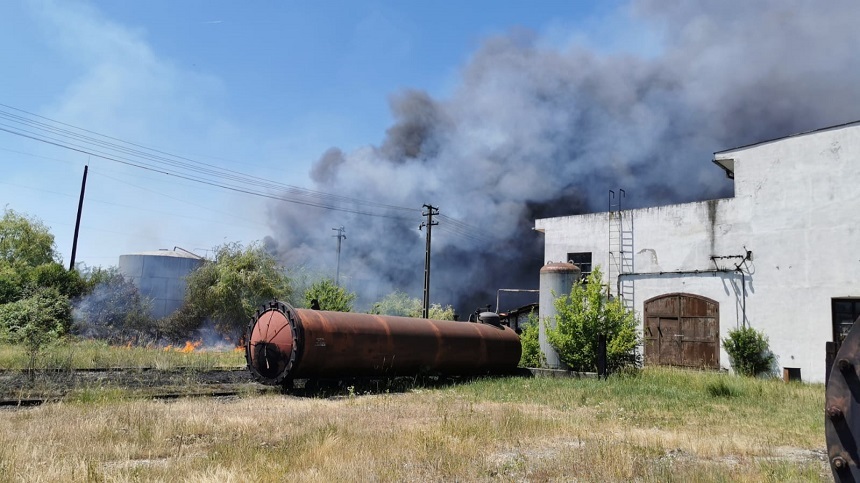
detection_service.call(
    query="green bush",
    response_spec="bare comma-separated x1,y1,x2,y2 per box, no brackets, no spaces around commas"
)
303,278,356,312
31,262,87,299
0,264,25,305
0,209,58,268
518,311,542,368
723,325,775,377
705,379,742,398
545,266,640,373
369,290,456,320
0,287,71,344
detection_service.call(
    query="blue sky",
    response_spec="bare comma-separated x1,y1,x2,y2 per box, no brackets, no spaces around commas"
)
4,0,857,314
1,0,635,267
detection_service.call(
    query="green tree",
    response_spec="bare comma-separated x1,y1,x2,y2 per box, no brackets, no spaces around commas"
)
303,278,356,312
31,262,87,299
170,242,292,341
370,290,419,316
0,209,59,269
0,264,25,304
0,287,70,375
369,290,455,320
0,210,79,354
518,310,543,368
723,326,775,377
545,266,639,372
0,209,71,304
426,303,456,321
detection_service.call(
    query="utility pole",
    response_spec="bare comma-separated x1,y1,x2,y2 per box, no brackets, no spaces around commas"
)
69,164,88,271
332,226,346,286
419,204,438,319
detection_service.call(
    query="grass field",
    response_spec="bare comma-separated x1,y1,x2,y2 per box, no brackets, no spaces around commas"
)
0,340,245,371
0,365,827,482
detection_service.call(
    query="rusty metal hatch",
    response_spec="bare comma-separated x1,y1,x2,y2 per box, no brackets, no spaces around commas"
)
643,293,719,369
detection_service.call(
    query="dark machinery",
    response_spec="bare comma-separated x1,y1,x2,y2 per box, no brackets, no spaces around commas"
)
245,301,522,387
826,317,860,481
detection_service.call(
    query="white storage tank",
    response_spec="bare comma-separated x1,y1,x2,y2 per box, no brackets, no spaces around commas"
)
539,261,581,369
118,249,205,319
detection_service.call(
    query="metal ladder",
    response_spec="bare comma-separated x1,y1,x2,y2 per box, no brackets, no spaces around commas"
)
608,189,635,312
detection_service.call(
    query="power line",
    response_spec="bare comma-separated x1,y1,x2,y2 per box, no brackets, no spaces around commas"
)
0,110,416,217
435,215,497,244
0,103,496,243
0,107,417,213
0,123,414,220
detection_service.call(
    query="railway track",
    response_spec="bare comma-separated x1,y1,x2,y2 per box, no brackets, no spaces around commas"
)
0,366,265,408
0,367,537,408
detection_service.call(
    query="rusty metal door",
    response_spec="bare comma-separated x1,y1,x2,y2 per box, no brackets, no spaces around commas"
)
643,293,719,368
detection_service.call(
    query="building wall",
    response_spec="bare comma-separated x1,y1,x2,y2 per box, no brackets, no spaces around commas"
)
535,122,860,382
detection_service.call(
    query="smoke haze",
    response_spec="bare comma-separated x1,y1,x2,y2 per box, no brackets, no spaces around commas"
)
266,0,860,314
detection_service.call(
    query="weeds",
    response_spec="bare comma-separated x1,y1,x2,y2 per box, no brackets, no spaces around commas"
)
706,378,742,398
0,367,827,481
0,339,244,371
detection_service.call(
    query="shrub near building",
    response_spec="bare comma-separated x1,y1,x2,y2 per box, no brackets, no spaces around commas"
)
518,311,543,368
723,326,775,377
545,266,640,373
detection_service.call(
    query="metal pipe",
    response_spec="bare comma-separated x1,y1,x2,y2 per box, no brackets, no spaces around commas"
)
246,301,522,386
618,266,749,327
496,288,540,314
616,269,732,277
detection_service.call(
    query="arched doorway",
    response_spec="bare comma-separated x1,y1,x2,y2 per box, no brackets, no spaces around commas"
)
643,293,719,368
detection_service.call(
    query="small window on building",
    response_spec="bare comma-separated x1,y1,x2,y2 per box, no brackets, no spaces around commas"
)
567,252,592,279
833,298,860,345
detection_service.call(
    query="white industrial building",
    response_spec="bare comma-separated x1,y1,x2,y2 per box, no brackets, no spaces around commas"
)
535,121,860,382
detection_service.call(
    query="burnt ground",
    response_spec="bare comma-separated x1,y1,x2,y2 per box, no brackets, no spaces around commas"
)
0,367,268,405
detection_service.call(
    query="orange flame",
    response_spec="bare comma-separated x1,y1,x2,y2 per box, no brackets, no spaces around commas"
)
234,345,245,353
178,340,203,353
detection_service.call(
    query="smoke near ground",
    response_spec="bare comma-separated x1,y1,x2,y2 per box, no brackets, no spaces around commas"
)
266,0,860,315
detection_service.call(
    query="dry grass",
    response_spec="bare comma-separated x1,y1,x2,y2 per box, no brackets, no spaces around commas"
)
0,368,827,482
0,340,244,371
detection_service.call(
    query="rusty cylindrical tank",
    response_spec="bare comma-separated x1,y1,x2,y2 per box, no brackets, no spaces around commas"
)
246,301,522,386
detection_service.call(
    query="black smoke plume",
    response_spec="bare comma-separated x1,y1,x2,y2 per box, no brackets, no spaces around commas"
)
266,0,860,314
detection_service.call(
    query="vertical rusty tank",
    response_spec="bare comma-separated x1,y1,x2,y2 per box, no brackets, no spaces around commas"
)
246,301,522,386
